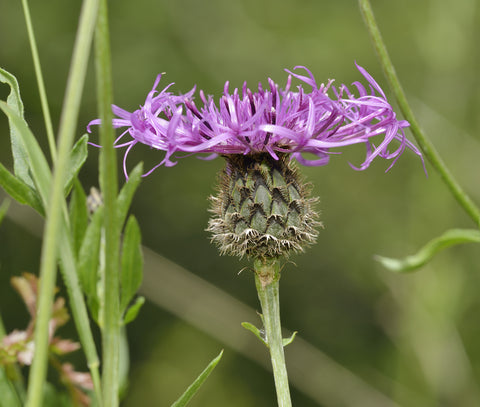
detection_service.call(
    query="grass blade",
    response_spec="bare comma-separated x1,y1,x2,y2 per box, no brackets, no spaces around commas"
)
375,228,480,273
170,351,223,407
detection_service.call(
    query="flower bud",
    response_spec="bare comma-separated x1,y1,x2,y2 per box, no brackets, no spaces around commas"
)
208,153,319,260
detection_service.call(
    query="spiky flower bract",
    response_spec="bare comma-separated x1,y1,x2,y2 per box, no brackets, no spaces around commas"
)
208,153,319,259
88,64,422,259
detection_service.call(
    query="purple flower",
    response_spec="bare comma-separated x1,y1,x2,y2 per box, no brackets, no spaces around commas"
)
88,63,422,177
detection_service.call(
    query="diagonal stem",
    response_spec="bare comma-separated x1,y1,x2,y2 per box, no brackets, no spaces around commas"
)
358,0,480,227
254,259,292,407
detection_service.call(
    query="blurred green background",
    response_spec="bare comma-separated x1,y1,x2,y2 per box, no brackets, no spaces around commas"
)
1,0,480,405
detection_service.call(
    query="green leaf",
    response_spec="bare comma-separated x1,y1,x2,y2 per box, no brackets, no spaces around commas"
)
170,350,223,407
0,67,34,189
0,200,10,227
78,207,103,300
64,134,89,196
0,367,22,407
241,322,267,347
0,163,44,214
123,296,145,325
0,101,51,206
118,327,130,399
42,382,71,407
69,179,89,257
120,215,143,312
282,331,298,347
375,228,480,273
116,162,143,228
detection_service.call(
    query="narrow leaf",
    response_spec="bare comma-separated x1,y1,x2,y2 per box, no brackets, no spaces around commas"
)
170,350,223,407
69,180,89,257
375,228,480,273
0,101,51,205
120,215,143,312
0,67,33,189
64,134,89,196
0,367,22,407
241,322,267,347
123,296,145,325
0,200,10,226
282,331,298,347
116,162,143,228
78,207,104,300
0,163,43,214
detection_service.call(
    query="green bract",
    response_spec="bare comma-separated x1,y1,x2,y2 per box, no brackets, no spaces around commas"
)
208,153,319,260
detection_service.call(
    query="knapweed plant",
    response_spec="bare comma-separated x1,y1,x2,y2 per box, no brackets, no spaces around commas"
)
86,29,425,407
1,0,480,406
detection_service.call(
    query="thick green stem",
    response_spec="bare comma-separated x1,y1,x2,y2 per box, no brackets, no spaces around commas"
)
94,0,121,405
25,0,99,406
358,0,480,227
254,260,292,407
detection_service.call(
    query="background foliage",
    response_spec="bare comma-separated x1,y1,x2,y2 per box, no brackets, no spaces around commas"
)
1,0,479,405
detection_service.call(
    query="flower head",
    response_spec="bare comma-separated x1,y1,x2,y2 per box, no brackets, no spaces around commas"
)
88,65,423,260
88,64,422,178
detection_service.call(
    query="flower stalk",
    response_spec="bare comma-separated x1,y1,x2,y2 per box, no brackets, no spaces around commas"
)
358,0,480,227
254,259,292,407
94,0,121,405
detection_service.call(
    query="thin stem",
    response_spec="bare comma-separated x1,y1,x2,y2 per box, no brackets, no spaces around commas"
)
254,259,292,407
94,0,121,405
25,0,99,406
58,233,103,404
20,0,56,162
358,0,480,227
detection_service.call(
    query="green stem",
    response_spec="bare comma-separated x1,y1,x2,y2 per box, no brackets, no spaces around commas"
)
25,0,99,406
254,259,292,407
94,0,121,405
58,231,103,404
21,0,102,401
358,0,480,227
20,0,56,162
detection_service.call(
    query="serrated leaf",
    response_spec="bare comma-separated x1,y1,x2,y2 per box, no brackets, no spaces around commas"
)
241,322,268,347
78,207,103,300
123,296,145,325
116,163,143,228
69,180,89,257
282,331,298,347
0,163,44,214
120,216,143,312
170,350,223,407
64,134,89,196
375,228,480,273
0,67,34,189
0,101,51,206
